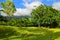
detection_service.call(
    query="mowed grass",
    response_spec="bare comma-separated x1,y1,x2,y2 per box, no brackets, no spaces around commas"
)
0,25,60,40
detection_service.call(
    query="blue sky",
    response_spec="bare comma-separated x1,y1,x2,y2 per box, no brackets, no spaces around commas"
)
41,0,60,5
0,0,60,16
0,0,60,8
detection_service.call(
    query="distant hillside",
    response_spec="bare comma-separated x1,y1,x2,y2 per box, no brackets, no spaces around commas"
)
3,15,30,20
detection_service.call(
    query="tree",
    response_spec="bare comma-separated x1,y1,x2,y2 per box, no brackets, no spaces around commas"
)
0,0,16,21
31,5,60,27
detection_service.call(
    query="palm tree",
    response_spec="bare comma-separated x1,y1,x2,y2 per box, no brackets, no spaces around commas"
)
0,0,16,21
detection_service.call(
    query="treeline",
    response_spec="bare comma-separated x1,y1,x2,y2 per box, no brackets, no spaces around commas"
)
0,5,60,28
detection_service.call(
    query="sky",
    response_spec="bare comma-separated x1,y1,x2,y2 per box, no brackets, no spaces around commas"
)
0,0,60,16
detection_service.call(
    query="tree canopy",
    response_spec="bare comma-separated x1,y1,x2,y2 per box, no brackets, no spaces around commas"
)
31,5,60,27
0,0,16,21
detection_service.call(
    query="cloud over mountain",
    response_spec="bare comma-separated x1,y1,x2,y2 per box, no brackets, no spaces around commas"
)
14,0,42,16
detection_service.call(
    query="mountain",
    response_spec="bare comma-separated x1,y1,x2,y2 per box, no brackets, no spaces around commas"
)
3,15,30,20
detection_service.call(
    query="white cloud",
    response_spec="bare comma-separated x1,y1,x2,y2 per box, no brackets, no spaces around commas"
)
24,1,42,10
1,12,6,16
52,2,60,10
14,8,31,16
14,0,42,16
23,0,40,3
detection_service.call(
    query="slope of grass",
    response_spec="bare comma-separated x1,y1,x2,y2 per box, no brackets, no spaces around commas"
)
0,25,60,40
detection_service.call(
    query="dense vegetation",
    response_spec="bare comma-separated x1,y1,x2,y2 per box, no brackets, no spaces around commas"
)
31,5,60,28
0,5,60,28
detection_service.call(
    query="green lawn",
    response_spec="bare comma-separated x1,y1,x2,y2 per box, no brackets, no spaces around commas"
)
0,25,60,40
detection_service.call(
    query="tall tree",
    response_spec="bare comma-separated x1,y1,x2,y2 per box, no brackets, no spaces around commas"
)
0,0,16,21
31,5,60,27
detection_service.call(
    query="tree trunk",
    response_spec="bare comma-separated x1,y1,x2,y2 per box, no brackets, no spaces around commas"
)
6,13,11,22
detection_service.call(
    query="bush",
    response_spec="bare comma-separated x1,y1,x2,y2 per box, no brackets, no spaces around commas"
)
7,17,31,27
0,21,6,25
7,18,17,26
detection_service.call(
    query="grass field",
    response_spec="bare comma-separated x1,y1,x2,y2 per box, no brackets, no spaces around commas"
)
0,26,60,40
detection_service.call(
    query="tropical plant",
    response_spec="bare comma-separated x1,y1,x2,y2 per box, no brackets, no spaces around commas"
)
0,0,16,21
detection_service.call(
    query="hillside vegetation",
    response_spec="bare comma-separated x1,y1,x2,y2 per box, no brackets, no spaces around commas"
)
0,25,60,40
0,5,60,28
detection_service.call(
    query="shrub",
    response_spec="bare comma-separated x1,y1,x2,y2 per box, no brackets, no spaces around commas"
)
7,18,17,26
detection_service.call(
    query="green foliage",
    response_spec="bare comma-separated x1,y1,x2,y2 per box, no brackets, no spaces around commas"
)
0,0,16,21
0,0,16,16
0,4,60,28
6,17,28,27
8,17,39,27
0,21,6,25
7,18,17,26
6,16,37,27
0,15,6,25
0,15,4,21
31,5,60,27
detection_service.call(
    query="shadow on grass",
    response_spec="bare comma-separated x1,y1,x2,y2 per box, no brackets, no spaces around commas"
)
1,28,60,40
0,26,19,39
19,28,60,40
